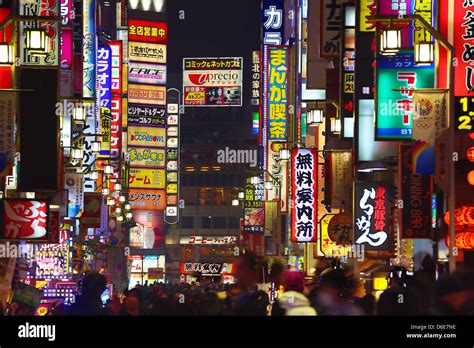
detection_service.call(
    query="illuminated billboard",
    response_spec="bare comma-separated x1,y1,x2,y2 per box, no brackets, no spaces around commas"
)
129,42,167,64
128,84,166,105
183,57,243,107
127,126,166,148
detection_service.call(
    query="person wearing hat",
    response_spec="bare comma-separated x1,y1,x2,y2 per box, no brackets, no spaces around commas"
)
271,270,317,316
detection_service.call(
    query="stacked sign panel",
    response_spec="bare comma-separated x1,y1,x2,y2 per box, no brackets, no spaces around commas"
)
127,16,168,227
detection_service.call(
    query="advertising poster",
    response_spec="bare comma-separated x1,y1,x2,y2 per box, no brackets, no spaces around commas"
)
80,193,102,228
129,168,166,189
127,126,166,148
2,200,49,239
128,147,165,168
130,210,165,249
376,53,434,139
65,173,83,218
183,57,243,107
129,42,167,64
243,178,265,233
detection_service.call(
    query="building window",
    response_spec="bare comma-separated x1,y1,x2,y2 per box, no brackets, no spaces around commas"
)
200,217,211,229
181,217,194,229
228,217,240,229
212,217,226,229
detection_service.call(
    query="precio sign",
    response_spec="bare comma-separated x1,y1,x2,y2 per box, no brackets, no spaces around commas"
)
183,57,243,107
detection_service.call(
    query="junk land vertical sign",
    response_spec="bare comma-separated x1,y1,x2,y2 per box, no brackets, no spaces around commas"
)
19,0,59,66
354,182,391,250
291,148,317,243
83,0,96,98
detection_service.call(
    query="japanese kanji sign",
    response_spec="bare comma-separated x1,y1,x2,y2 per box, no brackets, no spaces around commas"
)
354,182,391,250
182,57,243,107
128,105,166,126
128,147,165,168
180,263,234,275
262,0,284,45
243,177,265,233
97,42,112,157
128,189,166,210
329,152,352,210
179,236,238,245
129,42,167,64
454,0,474,96
128,20,167,44
376,53,434,139
2,200,49,239
378,0,414,49
109,41,123,95
291,148,318,243
110,96,122,159
266,46,288,141
359,0,376,32
128,84,166,105
251,51,261,106
320,0,344,58
129,168,165,189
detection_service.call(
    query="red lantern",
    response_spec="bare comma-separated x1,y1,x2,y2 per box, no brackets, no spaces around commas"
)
468,147,474,162
468,171,474,186
445,232,474,250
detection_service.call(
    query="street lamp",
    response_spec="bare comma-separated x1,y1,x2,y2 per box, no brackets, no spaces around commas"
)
232,199,239,206
102,187,110,196
265,181,273,190
90,141,101,153
73,104,87,122
0,43,13,65
380,28,401,55
104,165,114,175
114,183,122,192
250,176,260,185
115,207,122,214
279,149,290,160
125,204,131,211
117,215,124,222
119,195,126,203
126,212,133,220
414,41,434,66
238,191,245,200
330,118,341,134
307,109,324,126
71,147,84,160
25,28,51,55
106,198,115,206
89,170,99,181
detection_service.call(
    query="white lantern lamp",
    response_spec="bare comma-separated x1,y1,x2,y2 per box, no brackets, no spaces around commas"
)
414,41,434,66
0,43,14,65
26,28,51,55
380,28,401,55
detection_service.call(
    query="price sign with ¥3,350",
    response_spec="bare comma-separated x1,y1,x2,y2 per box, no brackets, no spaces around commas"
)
455,97,474,131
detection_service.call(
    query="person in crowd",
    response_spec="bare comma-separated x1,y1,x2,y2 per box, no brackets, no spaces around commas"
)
271,270,316,316
313,268,363,315
69,271,111,316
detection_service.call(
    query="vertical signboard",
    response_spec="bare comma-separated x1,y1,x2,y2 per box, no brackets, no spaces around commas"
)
267,46,288,141
19,0,59,66
97,43,112,157
400,145,432,239
243,178,265,233
291,148,317,243
110,41,123,95
83,0,96,98
376,53,434,139
262,0,284,46
251,51,261,106
320,0,344,58
341,5,355,137
354,182,391,251
359,0,376,32
454,1,474,97
0,92,16,179
329,151,352,210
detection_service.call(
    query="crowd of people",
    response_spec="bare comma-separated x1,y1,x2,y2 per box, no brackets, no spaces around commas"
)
31,253,474,316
